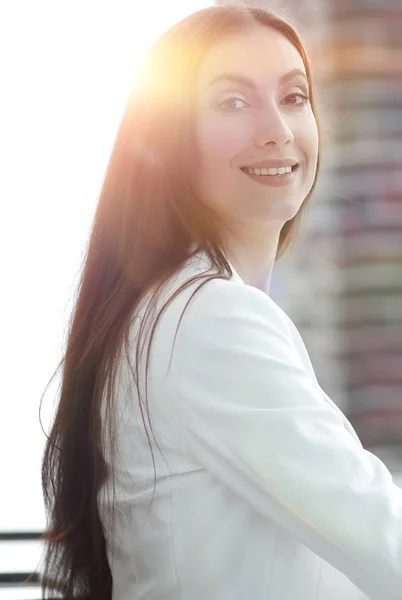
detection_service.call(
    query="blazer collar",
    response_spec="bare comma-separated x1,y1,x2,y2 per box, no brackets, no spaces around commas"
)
224,254,245,285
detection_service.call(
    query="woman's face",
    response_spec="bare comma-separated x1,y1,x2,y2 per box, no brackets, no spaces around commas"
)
193,26,319,231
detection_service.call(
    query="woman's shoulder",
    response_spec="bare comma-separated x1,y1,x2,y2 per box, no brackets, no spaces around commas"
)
133,251,297,358
155,253,293,346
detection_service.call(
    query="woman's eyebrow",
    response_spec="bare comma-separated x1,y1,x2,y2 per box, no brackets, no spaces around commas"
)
207,68,308,89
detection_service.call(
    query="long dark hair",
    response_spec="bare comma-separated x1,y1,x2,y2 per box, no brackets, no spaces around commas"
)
40,5,321,599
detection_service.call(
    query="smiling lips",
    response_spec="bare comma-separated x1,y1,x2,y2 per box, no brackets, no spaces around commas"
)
245,165,293,176
241,158,299,176
242,158,298,169
240,159,299,186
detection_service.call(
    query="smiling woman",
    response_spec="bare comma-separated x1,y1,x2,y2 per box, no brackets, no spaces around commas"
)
40,5,402,600
195,35,317,204
191,23,320,289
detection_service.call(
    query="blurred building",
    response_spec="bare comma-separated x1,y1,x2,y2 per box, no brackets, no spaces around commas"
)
329,0,402,466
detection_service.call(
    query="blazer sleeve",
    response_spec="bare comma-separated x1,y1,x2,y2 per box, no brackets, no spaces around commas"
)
166,279,402,600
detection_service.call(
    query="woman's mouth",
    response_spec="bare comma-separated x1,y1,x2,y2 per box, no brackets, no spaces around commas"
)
240,164,299,187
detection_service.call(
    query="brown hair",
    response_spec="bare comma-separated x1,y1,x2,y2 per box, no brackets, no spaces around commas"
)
40,5,321,599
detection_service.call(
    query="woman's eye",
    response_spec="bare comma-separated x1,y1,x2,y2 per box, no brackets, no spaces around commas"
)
218,97,250,111
284,93,310,106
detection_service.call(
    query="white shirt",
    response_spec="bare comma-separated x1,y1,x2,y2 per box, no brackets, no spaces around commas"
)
98,250,402,600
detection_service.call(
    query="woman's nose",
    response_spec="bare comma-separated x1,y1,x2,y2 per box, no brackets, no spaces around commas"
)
254,108,294,149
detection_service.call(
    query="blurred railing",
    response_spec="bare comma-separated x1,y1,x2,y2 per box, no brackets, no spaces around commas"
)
0,532,43,600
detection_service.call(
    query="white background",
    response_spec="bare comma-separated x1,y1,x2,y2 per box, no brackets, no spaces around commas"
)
0,0,211,533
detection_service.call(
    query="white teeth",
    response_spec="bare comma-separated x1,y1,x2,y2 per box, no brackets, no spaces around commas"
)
246,166,293,176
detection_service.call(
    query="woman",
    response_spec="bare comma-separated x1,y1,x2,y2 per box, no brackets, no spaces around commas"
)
40,5,402,600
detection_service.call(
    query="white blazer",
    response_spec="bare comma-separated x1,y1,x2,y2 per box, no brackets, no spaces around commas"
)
98,250,402,600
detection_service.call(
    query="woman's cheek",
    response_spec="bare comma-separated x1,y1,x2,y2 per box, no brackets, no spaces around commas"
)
201,115,250,160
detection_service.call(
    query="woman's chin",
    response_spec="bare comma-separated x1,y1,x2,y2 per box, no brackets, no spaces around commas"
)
240,194,303,223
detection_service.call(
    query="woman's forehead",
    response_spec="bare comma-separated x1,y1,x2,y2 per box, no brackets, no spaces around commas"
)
197,27,306,89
